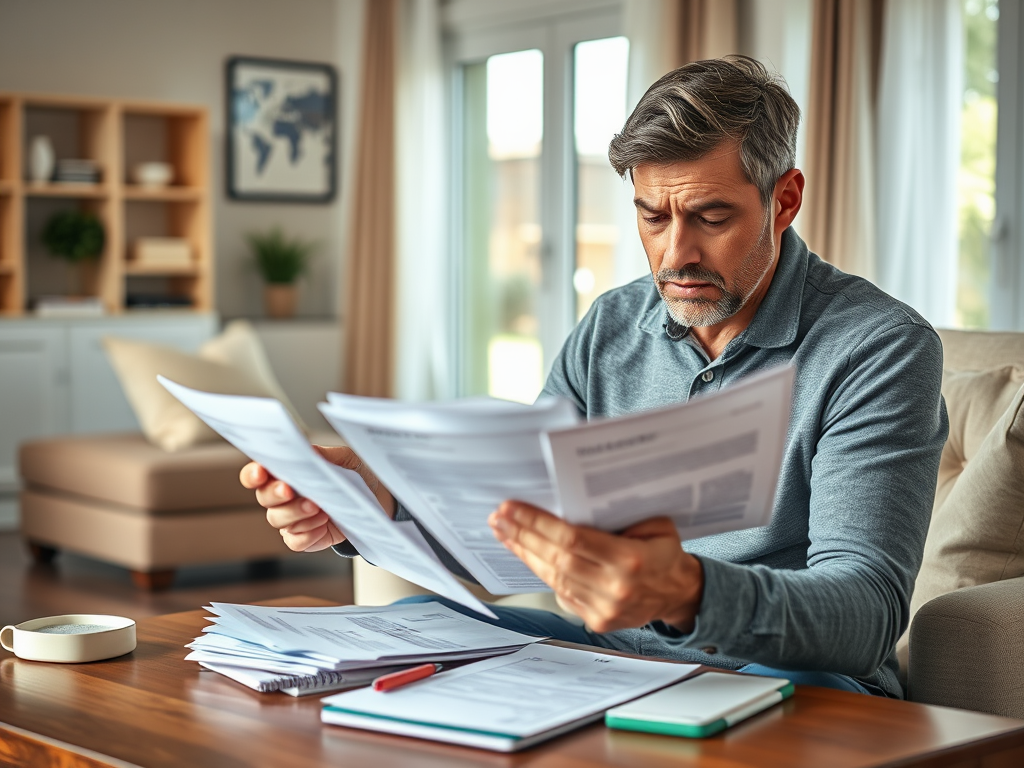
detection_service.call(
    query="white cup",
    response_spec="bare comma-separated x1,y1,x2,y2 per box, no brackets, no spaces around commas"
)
1,614,136,663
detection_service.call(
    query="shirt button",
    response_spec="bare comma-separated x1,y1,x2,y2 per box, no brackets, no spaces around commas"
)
702,370,714,383
702,646,718,655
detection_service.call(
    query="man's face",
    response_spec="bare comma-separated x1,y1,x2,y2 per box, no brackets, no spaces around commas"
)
633,143,776,329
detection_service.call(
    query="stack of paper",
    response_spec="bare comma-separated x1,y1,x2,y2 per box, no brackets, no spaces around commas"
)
321,644,699,751
186,602,544,696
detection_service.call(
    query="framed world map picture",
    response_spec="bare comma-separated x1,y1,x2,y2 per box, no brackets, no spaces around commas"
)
227,56,337,202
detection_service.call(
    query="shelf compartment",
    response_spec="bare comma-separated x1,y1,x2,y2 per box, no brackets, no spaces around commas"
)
123,109,207,190
23,102,116,188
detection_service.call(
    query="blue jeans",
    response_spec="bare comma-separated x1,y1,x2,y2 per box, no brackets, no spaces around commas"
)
395,595,875,696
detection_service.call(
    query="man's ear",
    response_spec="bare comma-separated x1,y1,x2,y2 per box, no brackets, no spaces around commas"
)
773,169,804,234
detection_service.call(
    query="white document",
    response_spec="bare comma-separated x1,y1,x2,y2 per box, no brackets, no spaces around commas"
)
158,377,495,617
321,644,698,752
318,394,580,595
202,602,541,665
543,365,795,538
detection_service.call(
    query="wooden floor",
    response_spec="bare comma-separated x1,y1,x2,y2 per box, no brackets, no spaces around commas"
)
0,531,354,629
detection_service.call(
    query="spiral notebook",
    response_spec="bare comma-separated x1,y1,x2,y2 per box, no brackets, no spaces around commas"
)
199,661,410,697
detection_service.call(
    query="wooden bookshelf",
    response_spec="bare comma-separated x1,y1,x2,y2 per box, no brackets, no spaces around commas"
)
25,183,111,199
0,92,212,315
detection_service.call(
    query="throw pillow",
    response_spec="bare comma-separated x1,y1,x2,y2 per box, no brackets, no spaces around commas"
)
103,320,307,452
897,366,1024,676
933,366,1024,509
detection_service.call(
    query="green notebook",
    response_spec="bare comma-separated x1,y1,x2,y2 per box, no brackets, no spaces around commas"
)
606,672,793,738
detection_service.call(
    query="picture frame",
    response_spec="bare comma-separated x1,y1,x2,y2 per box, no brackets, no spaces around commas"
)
226,56,338,203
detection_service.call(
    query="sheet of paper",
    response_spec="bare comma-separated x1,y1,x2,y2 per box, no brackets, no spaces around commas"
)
542,365,795,538
158,377,495,617
318,394,580,595
321,644,697,741
205,602,542,663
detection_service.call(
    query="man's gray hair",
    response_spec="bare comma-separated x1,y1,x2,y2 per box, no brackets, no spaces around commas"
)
608,55,800,206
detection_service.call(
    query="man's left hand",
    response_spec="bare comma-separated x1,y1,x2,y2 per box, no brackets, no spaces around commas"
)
488,501,704,634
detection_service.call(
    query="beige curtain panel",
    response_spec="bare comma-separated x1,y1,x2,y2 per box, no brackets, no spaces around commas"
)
678,0,738,63
802,0,884,280
342,0,398,398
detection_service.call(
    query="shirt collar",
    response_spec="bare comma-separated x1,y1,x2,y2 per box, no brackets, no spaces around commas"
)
636,227,808,349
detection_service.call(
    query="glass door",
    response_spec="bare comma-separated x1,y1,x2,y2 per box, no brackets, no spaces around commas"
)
452,12,627,402
460,49,545,403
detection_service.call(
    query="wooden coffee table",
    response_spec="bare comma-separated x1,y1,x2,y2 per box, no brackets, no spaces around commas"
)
2,597,1023,768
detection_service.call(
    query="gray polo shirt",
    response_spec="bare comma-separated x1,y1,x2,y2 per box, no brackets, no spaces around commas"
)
540,227,946,698
339,227,946,698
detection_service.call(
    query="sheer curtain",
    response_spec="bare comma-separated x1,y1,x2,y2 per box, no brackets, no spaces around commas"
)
393,0,451,401
875,0,963,327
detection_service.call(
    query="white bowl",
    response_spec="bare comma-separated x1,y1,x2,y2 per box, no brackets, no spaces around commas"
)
1,614,136,663
132,162,174,188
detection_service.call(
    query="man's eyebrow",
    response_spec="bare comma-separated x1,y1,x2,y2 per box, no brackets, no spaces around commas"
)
687,199,736,213
632,197,738,213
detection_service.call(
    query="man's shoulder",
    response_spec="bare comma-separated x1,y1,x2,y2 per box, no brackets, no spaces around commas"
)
801,250,935,340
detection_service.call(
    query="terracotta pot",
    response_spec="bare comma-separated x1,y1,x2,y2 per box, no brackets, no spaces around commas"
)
264,284,297,319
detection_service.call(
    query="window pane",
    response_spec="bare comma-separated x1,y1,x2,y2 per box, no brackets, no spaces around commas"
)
460,50,544,403
573,36,629,321
956,0,999,328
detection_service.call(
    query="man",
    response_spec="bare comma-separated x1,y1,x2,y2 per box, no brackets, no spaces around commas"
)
242,56,947,698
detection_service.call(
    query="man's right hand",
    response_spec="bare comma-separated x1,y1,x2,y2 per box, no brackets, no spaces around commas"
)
240,446,396,552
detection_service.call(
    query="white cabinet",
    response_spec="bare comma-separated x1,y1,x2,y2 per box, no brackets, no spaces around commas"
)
0,324,69,491
0,313,218,493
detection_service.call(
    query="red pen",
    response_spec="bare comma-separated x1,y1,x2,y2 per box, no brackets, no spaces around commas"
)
372,663,442,692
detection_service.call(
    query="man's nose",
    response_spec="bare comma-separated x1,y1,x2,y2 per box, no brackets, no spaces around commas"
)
660,221,701,271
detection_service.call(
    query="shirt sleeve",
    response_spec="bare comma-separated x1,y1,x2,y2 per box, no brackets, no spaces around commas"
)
652,322,947,678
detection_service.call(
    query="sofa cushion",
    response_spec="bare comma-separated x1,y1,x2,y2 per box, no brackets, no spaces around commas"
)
103,320,306,452
934,366,1024,508
19,433,256,513
898,366,1024,673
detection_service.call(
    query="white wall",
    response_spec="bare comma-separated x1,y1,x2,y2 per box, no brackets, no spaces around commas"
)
0,0,365,321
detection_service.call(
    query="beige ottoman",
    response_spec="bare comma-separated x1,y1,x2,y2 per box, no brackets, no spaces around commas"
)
19,433,283,590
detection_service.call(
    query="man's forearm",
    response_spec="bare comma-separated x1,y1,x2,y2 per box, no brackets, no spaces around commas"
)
657,556,904,677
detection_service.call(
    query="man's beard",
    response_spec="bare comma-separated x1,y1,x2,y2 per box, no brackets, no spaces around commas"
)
655,213,775,329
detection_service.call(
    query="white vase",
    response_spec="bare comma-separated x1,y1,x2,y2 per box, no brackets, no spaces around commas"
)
29,135,55,184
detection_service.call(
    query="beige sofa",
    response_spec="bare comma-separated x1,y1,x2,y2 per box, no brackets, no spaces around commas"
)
352,329,1024,718
19,434,283,589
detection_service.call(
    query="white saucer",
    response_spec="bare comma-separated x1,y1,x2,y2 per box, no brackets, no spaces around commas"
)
1,614,136,663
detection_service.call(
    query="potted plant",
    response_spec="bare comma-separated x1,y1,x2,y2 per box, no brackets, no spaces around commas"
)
42,210,105,295
246,227,317,319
